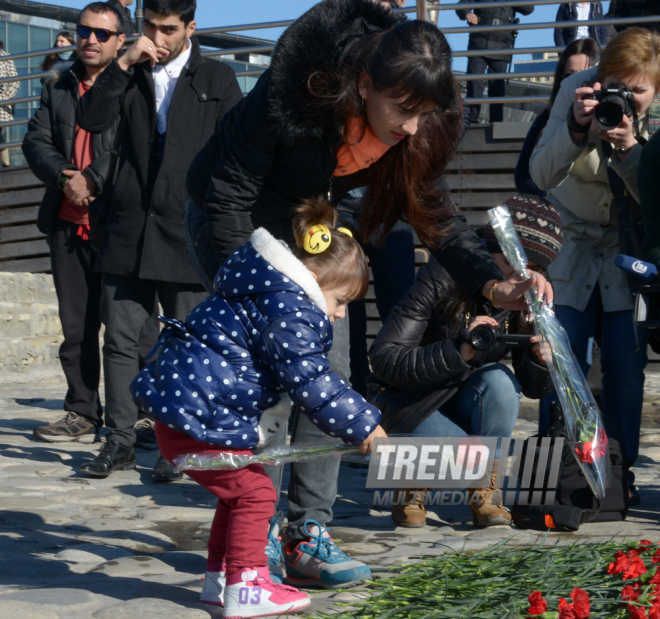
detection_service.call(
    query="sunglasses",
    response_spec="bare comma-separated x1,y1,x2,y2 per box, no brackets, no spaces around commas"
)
76,25,121,43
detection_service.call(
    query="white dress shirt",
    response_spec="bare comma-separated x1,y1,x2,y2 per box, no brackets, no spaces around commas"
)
575,3,590,40
152,40,192,134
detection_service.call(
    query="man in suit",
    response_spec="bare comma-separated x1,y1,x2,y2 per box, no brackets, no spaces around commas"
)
76,0,243,478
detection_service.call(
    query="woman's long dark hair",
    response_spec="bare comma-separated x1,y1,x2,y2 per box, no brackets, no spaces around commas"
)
41,31,75,72
548,38,601,107
335,20,462,248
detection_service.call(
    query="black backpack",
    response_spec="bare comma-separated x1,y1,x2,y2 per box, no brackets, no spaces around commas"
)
511,403,629,532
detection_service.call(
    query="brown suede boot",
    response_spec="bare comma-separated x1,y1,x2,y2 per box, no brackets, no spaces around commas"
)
391,489,427,528
469,472,512,528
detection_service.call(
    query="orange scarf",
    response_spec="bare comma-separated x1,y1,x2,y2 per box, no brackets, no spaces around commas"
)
333,117,391,177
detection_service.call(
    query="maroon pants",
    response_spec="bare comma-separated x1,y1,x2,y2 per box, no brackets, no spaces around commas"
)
156,422,277,575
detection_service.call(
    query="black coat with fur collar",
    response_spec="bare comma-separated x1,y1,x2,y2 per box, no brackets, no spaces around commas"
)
187,0,504,299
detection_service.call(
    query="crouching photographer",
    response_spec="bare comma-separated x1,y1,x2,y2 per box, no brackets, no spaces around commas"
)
366,195,560,530
530,27,660,505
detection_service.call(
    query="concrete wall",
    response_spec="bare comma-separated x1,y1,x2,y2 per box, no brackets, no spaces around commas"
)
0,272,63,376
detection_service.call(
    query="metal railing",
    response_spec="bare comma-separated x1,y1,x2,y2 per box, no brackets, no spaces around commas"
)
0,2,658,148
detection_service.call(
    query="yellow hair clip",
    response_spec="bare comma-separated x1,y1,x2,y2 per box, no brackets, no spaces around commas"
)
337,227,353,238
303,225,332,254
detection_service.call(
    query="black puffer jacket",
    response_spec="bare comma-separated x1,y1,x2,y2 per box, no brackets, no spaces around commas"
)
22,60,118,234
187,0,504,300
456,0,534,57
367,258,553,434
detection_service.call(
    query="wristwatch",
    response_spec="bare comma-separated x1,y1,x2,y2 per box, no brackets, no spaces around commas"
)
615,145,634,155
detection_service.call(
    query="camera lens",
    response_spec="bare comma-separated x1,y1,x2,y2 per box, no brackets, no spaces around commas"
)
596,96,625,131
470,325,498,351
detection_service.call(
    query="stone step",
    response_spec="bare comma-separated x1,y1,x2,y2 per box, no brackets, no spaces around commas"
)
0,335,63,375
0,272,58,304
0,301,62,338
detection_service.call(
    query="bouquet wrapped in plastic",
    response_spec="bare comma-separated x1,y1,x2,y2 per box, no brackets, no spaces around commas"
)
488,206,611,498
174,443,364,471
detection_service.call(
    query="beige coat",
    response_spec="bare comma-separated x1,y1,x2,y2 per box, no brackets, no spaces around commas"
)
529,65,647,313
530,65,646,226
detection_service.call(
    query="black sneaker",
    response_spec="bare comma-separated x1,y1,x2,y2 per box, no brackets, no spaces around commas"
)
79,439,136,478
33,412,98,444
134,418,158,450
152,450,183,483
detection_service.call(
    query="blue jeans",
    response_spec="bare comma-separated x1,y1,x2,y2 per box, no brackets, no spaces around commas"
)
409,363,521,440
538,287,648,473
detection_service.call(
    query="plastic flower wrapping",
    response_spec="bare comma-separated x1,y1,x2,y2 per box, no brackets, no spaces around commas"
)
173,443,364,471
488,206,611,498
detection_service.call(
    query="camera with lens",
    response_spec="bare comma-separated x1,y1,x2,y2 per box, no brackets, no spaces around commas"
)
581,83,636,132
469,324,534,352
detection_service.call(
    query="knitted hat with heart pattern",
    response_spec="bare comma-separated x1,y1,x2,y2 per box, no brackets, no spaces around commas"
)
480,194,563,270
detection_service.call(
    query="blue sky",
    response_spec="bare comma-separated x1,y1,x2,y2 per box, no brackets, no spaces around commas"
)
54,1,611,72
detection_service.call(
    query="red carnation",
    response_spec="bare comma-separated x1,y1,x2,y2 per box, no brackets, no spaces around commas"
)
640,540,654,552
624,553,648,580
630,609,647,619
528,591,548,616
575,442,594,464
610,550,632,575
622,585,641,602
570,588,591,618
651,568,660,584
650,605,660,619
652,550,660,565
559,597,578,619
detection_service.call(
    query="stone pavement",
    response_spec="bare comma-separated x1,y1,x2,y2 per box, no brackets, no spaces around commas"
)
2,372,660,618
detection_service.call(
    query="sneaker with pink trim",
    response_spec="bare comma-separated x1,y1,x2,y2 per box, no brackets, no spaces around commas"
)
223,566,310,619
200,569,226,606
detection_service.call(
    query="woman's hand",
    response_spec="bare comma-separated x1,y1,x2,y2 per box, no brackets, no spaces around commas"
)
530,335,551,366
360,424,387,455
591,111,637,154
484,271,554,312
573,81,601,128
460,315,499,362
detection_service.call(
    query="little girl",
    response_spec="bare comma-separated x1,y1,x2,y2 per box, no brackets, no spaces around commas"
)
130,199,386,619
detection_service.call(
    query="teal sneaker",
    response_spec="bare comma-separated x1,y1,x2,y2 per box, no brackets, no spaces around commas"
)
283,519,371,589
265,511,284,584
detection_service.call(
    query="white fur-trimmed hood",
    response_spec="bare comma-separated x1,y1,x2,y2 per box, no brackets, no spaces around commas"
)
249,228,329,314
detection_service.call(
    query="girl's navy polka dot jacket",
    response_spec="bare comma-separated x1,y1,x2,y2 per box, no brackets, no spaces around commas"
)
130,228,381,450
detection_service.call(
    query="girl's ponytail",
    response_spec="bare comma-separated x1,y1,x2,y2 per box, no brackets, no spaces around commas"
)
292,198,369,300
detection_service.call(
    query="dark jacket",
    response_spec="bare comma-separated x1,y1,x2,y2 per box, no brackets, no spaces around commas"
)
131,228,381,448
514,109,549,198
456,0,534,57
107,0,135,35
606,0,660,33
76,37,244,284
188,0,504,301
22,60,118,235
554,2,607,47
367,258,553,434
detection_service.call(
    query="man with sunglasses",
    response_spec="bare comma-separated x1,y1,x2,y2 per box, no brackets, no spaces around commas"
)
23,2,126,446
75,0,243,479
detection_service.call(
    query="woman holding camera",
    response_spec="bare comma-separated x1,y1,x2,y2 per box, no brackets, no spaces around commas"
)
515,37,601,198
530,27,660,504
367,196,560,529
